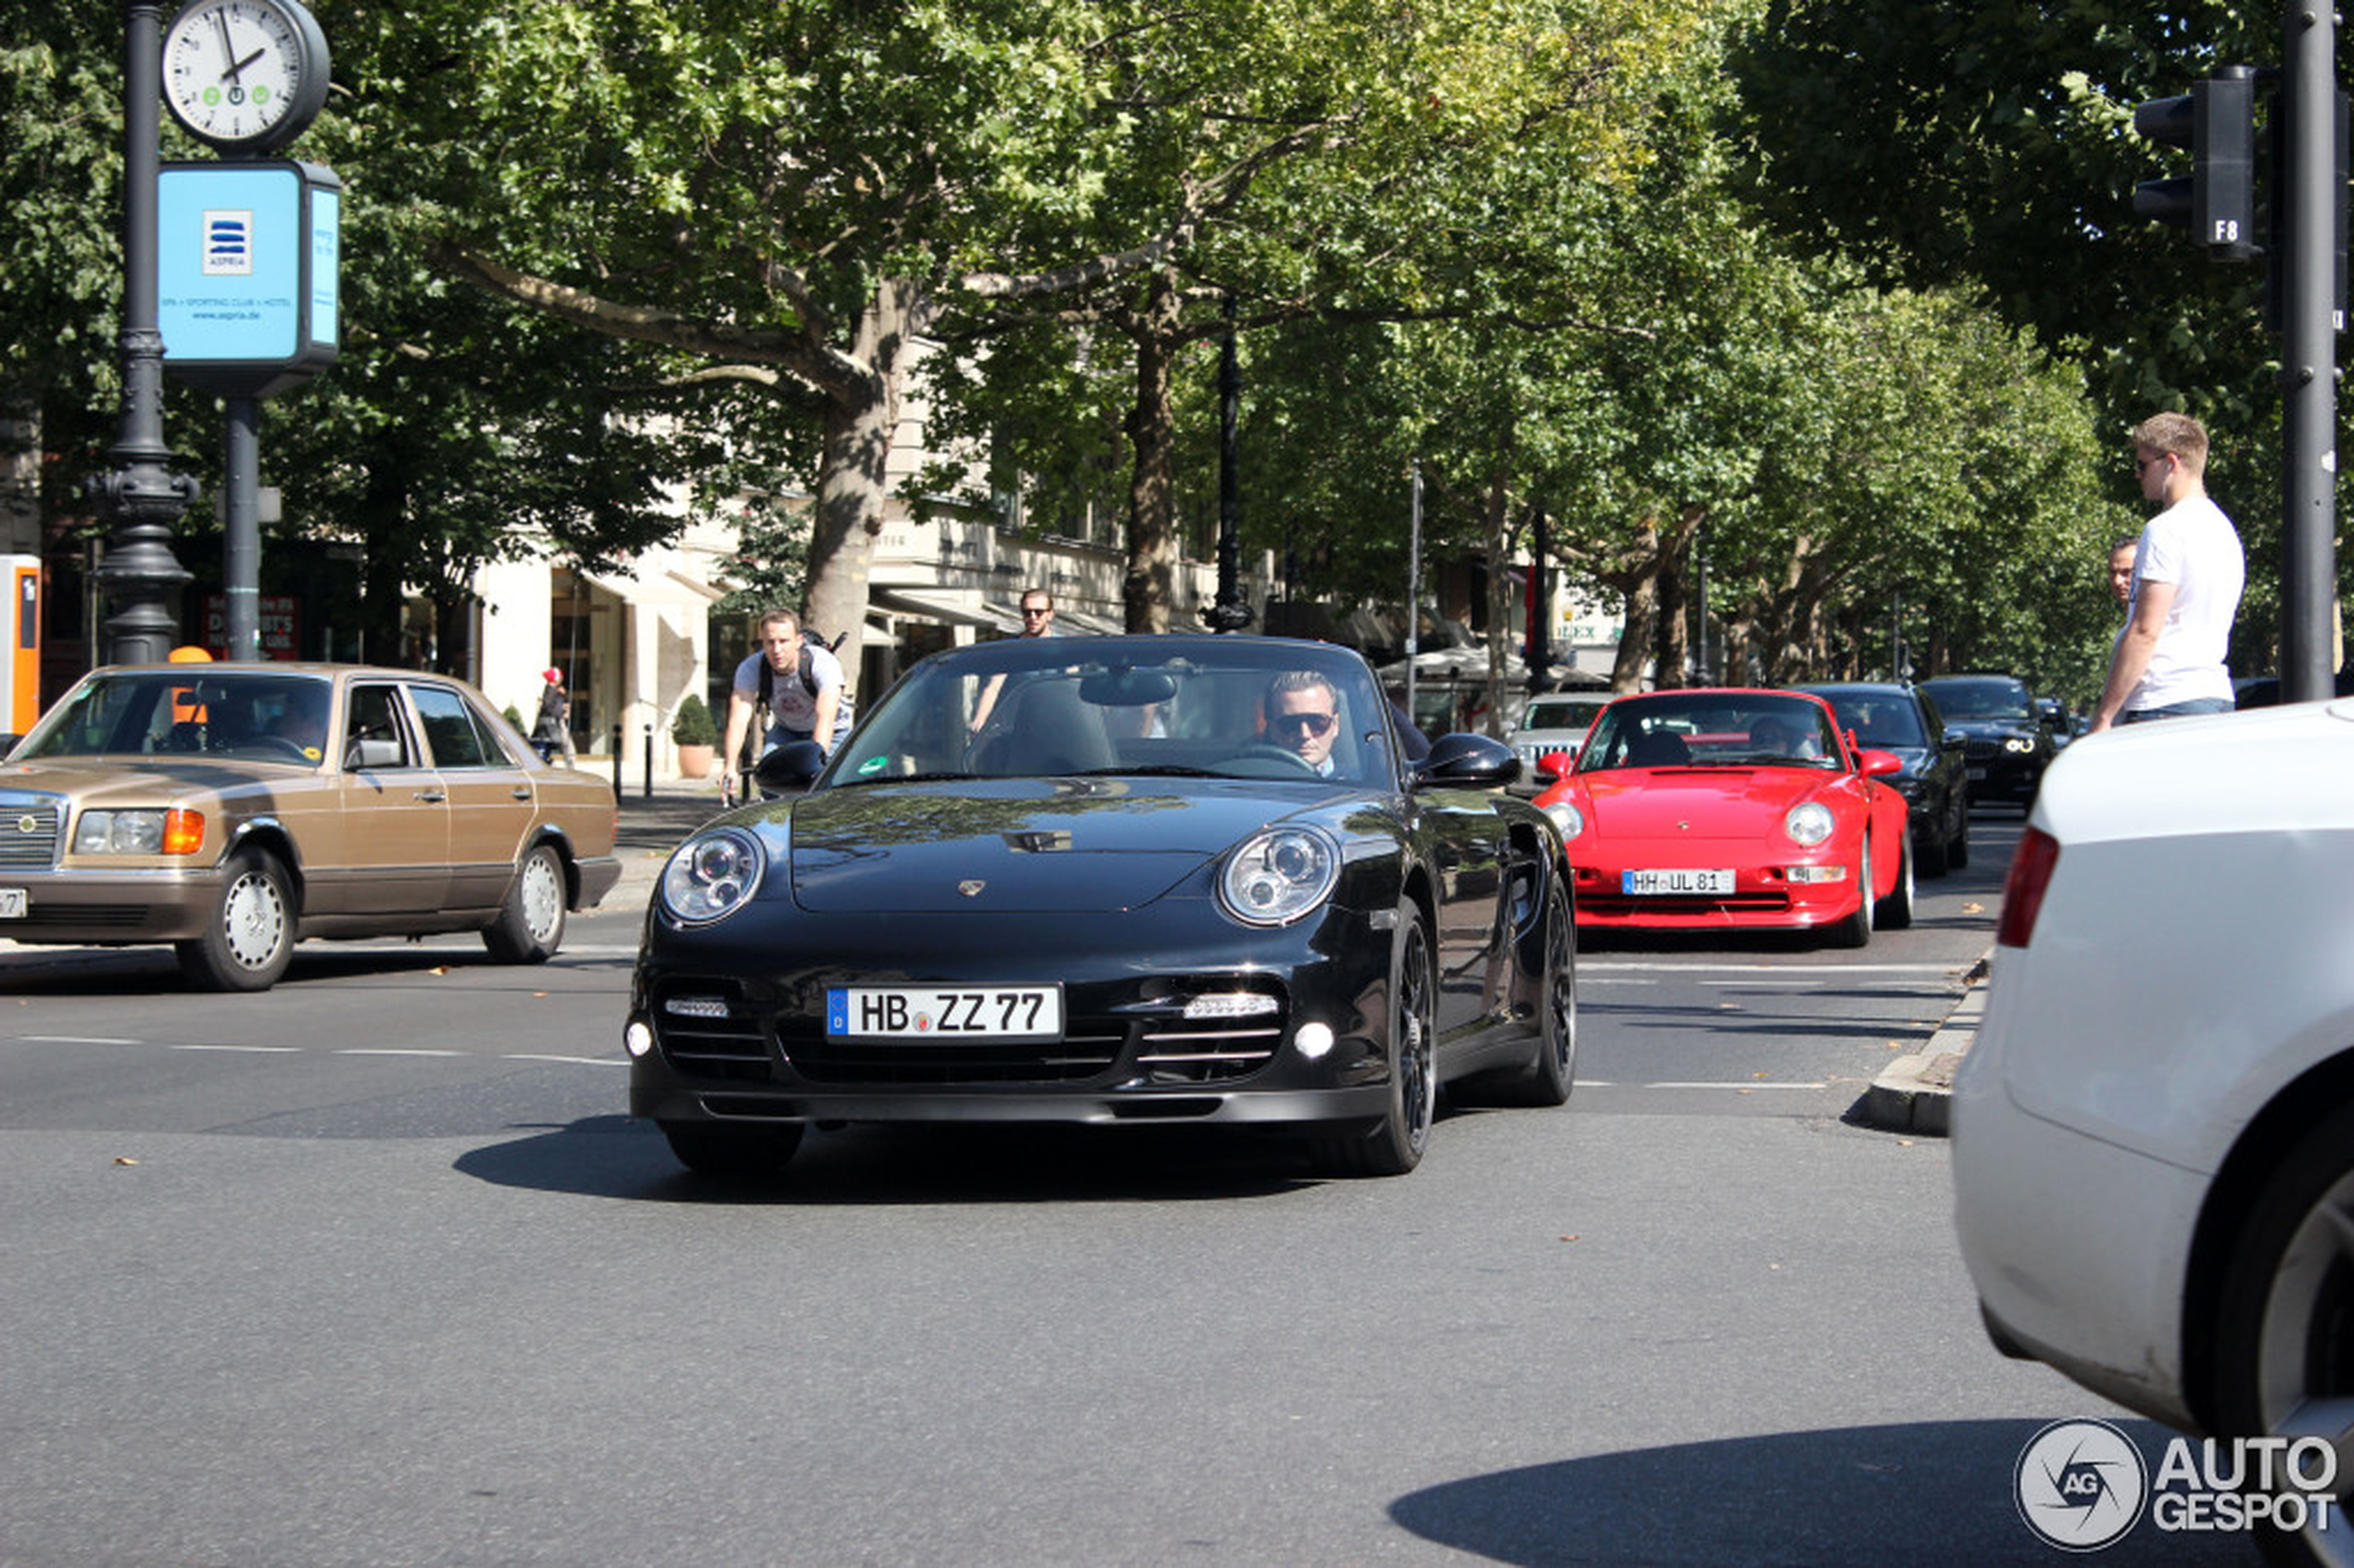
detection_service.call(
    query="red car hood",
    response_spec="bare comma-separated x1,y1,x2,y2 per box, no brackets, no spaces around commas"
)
1575,767,1842,841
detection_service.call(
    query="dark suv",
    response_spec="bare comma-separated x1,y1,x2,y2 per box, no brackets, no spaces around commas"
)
1797,682,1971,876
1918,674,2057,807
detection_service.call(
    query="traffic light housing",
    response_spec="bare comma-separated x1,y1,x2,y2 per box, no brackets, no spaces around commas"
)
2135,69,2259,259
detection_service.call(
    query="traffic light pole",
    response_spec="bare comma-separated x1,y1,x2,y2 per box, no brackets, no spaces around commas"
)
2279,2,2338,703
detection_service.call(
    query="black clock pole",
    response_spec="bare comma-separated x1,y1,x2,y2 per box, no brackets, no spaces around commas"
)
91,0,196,664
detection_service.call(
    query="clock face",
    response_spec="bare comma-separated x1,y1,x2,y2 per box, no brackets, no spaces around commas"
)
161,0,327,149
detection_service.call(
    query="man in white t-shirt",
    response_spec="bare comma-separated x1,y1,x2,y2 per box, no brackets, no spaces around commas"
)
2090,411,2245,733
719,606,844,802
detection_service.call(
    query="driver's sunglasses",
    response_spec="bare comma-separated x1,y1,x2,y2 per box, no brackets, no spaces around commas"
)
1272,711,1337,739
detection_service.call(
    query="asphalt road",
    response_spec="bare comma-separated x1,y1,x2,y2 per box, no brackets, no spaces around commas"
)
0,808,2264,1566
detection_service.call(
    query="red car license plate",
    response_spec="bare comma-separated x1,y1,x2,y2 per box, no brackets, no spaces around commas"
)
1623,868,1734,895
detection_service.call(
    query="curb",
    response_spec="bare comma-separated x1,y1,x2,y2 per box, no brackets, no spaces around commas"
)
1856,953,1991,1138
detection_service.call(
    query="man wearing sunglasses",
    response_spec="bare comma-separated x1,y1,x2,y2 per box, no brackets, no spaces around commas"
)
1265,670,1344,777
968,588,1061,735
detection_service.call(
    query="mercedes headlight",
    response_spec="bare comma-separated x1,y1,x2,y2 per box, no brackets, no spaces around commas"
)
73,807,204,855
1219,828,1340,927
1784,802,1835,848
661,828,766,925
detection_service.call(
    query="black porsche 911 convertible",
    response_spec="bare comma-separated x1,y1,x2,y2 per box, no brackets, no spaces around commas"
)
625,634,1576,1180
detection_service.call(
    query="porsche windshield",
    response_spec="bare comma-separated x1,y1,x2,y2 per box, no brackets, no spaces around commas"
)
1580,693,1841,771
823,639,1400,786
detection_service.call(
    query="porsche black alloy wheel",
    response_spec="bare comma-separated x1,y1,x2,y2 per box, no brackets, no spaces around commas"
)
1320,904,1436,1177
1497,879,1576,1107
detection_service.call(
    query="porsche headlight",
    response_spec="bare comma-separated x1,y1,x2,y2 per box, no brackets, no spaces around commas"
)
1219,828,1340,926
661,828,766,925
1784,802,1835,848
73,808,204,855
1542,798,1585,840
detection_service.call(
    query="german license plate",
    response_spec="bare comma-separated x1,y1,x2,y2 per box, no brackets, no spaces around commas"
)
1967,765,1988,781
1622,868,1733,896
827,985,1063,1042
0,888,23,918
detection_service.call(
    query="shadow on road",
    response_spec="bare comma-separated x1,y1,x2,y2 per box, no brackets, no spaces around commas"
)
1389,1420,2259,1566
456,1116,1324,1205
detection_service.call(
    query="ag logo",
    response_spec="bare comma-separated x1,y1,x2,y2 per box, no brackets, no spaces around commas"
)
2016,1418,2147,1551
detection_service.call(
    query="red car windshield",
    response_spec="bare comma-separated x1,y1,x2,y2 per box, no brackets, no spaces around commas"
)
1581,694,1841,772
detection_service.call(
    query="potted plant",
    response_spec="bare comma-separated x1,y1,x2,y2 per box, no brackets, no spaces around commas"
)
670,692,720,778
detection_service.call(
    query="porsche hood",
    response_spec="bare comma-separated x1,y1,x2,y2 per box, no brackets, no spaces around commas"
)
1574,768,1835,841
781,778,1326,914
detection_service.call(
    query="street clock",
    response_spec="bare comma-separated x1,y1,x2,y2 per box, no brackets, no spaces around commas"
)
160,0,331,154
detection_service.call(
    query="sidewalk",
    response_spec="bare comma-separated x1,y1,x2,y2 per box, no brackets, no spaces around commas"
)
1854,952,1989,1136
606,772,735,904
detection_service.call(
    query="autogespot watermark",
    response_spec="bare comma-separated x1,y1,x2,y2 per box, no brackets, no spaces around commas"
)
2014,1418,2341,1552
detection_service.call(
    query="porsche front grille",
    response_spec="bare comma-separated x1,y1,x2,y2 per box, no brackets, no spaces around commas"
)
652,980,1289,1089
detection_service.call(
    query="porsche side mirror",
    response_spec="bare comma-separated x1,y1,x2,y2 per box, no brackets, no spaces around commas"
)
754,739,829,794
1857,749,1904,779
1533,750,1573,787
1414,731,1522,790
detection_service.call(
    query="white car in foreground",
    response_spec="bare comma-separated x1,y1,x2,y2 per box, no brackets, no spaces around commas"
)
1953,699,2354,1563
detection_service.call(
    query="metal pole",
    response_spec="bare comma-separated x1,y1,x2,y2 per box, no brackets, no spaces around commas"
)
223,398,261,660
1528,502,1550,677
2281,9,2339,701
92,0,195,664
1205,296,1252,633
1406,459,1423,728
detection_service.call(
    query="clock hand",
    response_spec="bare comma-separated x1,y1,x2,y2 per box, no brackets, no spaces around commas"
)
221,45,269,82
212,11,235,67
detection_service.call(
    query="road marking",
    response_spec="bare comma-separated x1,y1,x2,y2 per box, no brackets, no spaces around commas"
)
1582,961,1965,975
171,1043,302,1054
503,1053,626,1067
16,1035,143,1045
334,1048,464,1058
1582,1080,1830,1091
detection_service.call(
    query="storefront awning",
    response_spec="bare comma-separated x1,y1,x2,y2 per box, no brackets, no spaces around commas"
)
988,600,1120,636
871,588,1023,635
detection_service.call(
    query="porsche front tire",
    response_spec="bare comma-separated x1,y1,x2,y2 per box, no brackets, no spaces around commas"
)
1317,904,1437,1177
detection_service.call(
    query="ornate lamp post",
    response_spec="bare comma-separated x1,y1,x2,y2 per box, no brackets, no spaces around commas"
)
90,0,196,664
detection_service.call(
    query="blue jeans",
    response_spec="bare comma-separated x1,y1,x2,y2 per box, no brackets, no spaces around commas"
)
2120,697,2234,724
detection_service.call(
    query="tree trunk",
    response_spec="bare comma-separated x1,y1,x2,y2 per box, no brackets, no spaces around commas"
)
801,277,921,685
1,394,39,557
1121,272,1182,633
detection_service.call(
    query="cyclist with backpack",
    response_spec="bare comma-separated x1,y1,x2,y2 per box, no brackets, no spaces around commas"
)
719,606,846,803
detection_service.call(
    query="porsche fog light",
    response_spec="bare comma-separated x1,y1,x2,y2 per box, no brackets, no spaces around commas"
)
1784,803,1835,848
1541,799,1585,840
660,828,765,925
1294,1021,1335,1060
1219,828,1339,927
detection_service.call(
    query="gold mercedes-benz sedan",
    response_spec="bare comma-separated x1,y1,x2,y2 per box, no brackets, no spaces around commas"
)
0,663,622,991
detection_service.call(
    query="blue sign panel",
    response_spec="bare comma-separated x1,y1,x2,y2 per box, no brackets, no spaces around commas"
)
158,161,342,398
